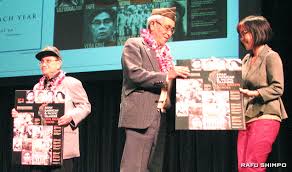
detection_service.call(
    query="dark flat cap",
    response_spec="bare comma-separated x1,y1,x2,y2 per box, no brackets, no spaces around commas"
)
151,7,176,22
35,46,61,60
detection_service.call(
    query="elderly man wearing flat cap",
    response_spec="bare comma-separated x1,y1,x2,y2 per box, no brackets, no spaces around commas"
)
118,7,190,172
12,46,91,172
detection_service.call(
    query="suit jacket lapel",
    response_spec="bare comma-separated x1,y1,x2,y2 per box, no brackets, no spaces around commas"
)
141,40,160,72
244,57,261,80
244,46,269,80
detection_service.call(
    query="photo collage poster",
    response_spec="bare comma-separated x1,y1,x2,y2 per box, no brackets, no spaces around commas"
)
175,58,245,130
12,90,65,166
54,0,226,49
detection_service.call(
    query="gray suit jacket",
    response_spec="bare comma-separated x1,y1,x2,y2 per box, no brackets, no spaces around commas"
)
34,76,91,159
242,45,287,120
119,37,168,129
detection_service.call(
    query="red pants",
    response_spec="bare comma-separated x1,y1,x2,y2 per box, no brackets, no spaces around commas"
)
237,119,280,172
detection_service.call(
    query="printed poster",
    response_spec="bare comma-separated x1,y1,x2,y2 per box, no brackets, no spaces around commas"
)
176,58,245,130
12,90,64,166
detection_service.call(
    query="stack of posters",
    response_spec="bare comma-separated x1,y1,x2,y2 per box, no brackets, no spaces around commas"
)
12,90,64,165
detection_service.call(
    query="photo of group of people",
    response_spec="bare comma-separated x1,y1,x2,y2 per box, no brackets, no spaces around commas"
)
12,90,64,165
54,0,226,50
175,58,244,130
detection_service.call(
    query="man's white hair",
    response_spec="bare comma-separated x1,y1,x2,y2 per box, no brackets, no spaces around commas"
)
146,15,164,28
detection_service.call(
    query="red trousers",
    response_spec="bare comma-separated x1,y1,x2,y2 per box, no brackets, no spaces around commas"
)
237,119,280,172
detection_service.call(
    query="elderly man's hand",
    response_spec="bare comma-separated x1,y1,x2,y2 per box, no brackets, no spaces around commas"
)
58,114,73,126
167,66,190,80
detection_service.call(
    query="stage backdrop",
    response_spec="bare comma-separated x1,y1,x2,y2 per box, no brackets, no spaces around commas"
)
0,75,290,172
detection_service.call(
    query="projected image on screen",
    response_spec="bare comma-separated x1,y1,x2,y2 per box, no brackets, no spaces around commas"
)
54,0,227,50
0,0,239,78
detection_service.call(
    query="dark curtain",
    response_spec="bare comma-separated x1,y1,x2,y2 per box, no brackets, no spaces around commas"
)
1,1,292,172
0,76,239,172
0,76,291,172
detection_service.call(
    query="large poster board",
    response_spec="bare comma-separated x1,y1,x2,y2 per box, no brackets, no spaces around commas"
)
12,90,64,166
176,58,245,130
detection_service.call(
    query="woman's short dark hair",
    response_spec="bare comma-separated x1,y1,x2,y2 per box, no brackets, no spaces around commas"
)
237,15,273,47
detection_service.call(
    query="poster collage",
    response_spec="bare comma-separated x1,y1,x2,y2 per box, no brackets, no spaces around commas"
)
176,58,245,130
54,0,226,49
12,90,64,166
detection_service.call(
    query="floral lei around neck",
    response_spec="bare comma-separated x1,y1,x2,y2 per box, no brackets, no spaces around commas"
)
140,29,174,73
36,70,66,90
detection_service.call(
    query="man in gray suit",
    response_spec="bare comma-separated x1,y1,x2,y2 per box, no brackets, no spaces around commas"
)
119,7,190,172
13,46,91,172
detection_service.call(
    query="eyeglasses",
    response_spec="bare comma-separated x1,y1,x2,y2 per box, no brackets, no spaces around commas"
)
239,30,249,37
155,21,175,34
39,59,59,65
